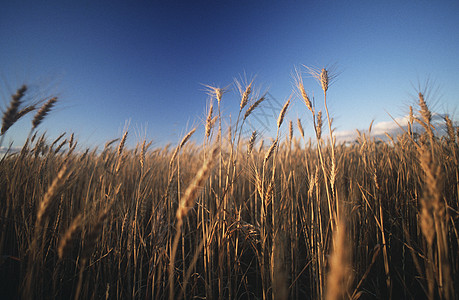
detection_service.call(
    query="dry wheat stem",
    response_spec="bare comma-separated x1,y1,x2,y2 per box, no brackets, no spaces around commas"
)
179,127,196,149
51,132,66,150
176,146,218,222
36,163,71,227
104,138,119,150
58,214,83,259
325,220,351,300
170,146,218,300
15,105,36,123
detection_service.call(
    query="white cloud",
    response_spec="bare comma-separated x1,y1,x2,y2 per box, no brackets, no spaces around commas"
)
372,116,409,135
334,115,410,143
0,146,22,154
334,129,357,143
334,112,456,144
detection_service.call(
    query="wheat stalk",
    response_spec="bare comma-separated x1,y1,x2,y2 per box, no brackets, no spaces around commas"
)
247,130,257,155
16,105,36,122
104,138,119,150
118,131,128,156
203,84,228,105
82,207,110,259
140,140,146,169
263,138,278,168
444,115,455,143
293,67,312,112
170,146,218,300
316,111,323,140
325,221,351,300
277,97,291,128
50,132,66,150
297,118,305,139
244,95,265,120
58,214,83,260
205,102,213,139
32,97,57,130
170,127,196,169
236,80,253,111
1,85,27,136
418,92,431,125
176,146,218,222
36,163,71,227
54,139,68,154
304,65,338,93
320,68,329,93
69,133,75,149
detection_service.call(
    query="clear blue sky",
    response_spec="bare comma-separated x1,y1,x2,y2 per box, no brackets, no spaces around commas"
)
1,0,459,149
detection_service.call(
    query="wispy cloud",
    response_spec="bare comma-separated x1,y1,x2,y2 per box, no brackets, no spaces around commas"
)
334,113,455,143
371,116,409,135
334,130,357,143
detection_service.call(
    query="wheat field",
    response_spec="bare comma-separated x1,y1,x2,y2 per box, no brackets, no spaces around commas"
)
0,70,458,299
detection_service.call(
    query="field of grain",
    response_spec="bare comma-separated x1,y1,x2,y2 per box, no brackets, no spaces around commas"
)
1,71,458,299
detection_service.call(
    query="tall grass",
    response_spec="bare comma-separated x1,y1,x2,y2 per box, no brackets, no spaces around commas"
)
0,71,458,300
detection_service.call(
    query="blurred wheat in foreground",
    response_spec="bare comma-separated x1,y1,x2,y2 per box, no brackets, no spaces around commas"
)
0,72,458,300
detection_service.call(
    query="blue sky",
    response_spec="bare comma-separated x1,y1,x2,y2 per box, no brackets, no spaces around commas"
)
1,0,459,149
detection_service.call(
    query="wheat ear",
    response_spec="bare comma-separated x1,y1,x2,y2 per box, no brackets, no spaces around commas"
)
316,110,323,140
36,163,71,227
293,67,313,112
263,138,278,168
58,214,83,259
31,97,57,130
244,95,265,120
169,127,196,168
117,130,128,156
205,102,213,139
239,81,253,111
176,146,218,222
170,146,218,300
445,115,455,143
277,97,291,128
1,85,27,135
297,118,305,139
247,130,257,155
